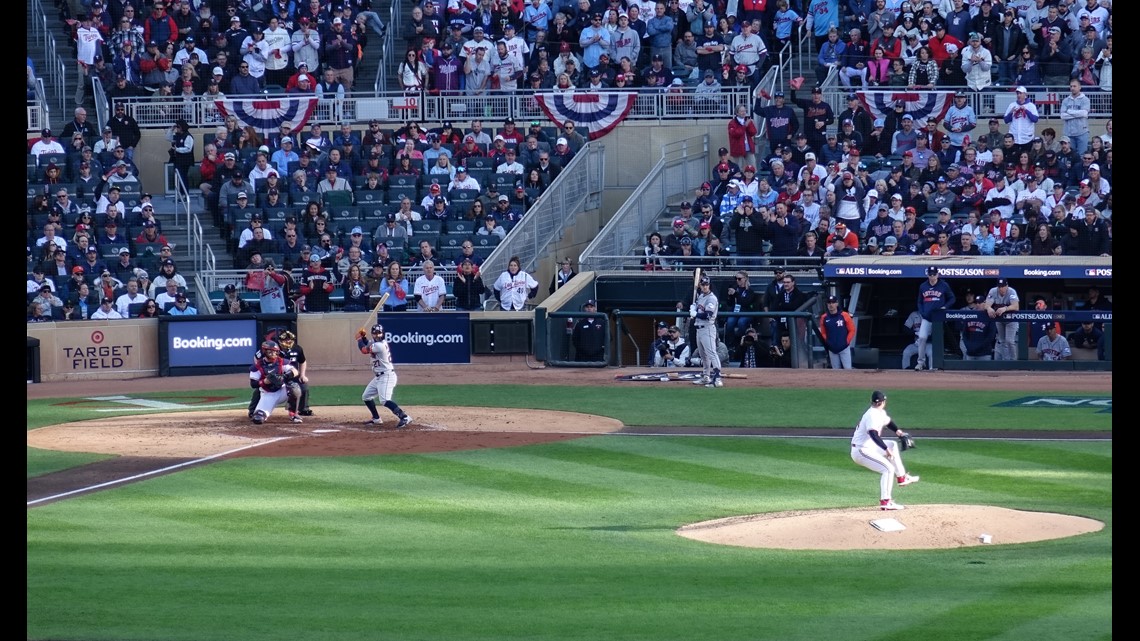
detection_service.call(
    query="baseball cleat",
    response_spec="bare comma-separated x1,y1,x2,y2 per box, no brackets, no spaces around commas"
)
713,378,724,387
251,411,266,425
692,377,710,385
914,362,925,371
290,414,303,423
880,499,905,511
897,474,920,486
396,415,413,429
299,409,314,416
363,418,383,426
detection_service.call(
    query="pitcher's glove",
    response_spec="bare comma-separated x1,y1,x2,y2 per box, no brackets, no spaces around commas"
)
897,431,915,451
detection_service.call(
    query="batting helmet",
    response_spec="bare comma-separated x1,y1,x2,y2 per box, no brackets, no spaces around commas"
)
278,330,296,347
371,323,385,340
699,275,711,286
871,390,887,405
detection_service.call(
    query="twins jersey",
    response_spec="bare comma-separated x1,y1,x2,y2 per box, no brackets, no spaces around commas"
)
851,405,891,450
260,271,288,314
1036,334,1072,361
494,270,538,311
414,273,447,310
369,339,395,375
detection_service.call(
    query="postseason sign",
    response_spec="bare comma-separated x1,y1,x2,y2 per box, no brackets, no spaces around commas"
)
378,313,471,364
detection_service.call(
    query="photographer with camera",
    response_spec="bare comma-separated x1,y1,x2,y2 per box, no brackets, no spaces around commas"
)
768,333,793,368
652,325,691,368
733,326,765,368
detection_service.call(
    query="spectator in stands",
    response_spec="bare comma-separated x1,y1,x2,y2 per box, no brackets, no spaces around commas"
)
88,296,122,320
298,253,336,312
341,264,370,312
30,128,64,157
317,166,351,194
215,283,250,314
477,214,507,240
150,258,186,299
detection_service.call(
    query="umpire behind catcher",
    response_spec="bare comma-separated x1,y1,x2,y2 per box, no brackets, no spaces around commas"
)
248,330,313,418
278,331,313,416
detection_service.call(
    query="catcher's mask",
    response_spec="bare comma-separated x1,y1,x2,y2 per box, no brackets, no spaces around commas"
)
278,330,296,348
261,340,279,356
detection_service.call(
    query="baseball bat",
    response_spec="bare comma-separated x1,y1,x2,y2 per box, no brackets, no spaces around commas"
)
692,267,702,306
357,292,389,336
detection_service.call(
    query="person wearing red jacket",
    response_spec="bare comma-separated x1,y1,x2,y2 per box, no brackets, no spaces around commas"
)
142,2,178,49
927,25,963,65
727,104,758,174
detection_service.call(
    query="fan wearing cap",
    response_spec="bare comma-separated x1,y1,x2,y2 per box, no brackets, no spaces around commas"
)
912,266,955,370
1002,85,1040,148
90,293,125,319
30,127,64,157
977,277,1020,361
955,30,991,90
134,216,169,247
789,83,835,153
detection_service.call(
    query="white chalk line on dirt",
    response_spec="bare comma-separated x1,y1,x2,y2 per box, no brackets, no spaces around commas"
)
91,402,249,413
27,437,292,507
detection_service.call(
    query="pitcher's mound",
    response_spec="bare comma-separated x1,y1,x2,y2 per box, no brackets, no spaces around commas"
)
677,504,1104,550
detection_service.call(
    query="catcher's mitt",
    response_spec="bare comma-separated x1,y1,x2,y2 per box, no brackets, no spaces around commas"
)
897,431,915,451
262,373,284,392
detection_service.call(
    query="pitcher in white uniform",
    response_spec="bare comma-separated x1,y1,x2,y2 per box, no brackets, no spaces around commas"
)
850,390,920,511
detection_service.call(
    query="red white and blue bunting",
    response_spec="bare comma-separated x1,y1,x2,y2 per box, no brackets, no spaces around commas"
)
857,91,955,131
213,98,319,136
534,92,638,140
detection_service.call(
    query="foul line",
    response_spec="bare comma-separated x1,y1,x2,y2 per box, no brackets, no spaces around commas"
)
27,437,291,507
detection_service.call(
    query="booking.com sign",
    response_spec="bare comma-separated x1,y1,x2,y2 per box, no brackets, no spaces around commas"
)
380,314,470,363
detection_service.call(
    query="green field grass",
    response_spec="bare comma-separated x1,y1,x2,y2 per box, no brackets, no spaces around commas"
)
27,386,1112,641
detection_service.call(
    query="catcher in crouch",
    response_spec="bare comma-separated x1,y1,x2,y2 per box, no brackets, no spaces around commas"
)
850,390,919,511
249,340,304,424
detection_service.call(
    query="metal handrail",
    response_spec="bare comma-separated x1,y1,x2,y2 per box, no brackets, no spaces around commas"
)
109,86,754,130
579,134,708,272
479,142,605,279
580,255,825,273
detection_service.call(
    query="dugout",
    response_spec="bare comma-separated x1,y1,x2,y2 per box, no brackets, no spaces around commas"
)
536,269,827,367
822,255,1112,370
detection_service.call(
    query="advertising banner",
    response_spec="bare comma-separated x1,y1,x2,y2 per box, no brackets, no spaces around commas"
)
378,313,470,364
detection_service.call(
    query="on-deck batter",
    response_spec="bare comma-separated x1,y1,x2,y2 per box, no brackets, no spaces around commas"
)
690,274,724,388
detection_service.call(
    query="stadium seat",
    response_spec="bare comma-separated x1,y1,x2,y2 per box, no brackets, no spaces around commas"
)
447,219,476,235
412,218,443,235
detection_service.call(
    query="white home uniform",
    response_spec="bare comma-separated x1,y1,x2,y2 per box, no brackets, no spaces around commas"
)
850,401,911,506
494,269,538,311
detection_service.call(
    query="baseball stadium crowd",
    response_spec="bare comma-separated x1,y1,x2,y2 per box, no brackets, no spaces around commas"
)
29,0,1112,323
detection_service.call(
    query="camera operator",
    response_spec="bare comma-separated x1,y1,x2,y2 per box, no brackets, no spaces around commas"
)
652,325,691,367
767,333,793,368
733,326,765,368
